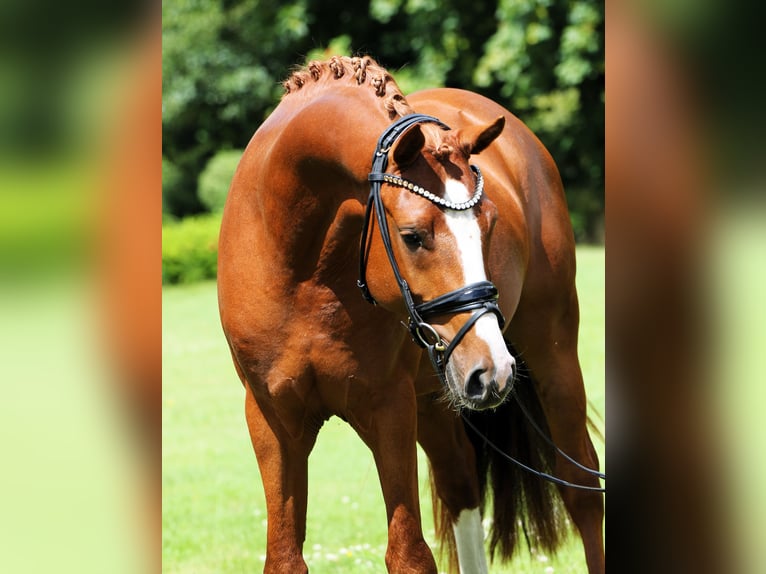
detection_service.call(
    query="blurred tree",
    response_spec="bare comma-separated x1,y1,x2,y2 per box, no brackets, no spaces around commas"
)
161,157,184,217
197,149,243,212
162,0,603,240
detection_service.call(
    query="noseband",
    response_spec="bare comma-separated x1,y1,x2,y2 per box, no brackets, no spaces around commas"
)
357,114,506,383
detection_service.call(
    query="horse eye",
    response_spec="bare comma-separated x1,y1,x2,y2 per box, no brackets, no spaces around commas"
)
401,231,424,248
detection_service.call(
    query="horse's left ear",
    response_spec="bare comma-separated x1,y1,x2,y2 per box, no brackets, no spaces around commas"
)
461,116,505,156
391,124,425,168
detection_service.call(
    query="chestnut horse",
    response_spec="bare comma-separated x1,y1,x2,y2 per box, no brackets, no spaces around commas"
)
218,56,604,573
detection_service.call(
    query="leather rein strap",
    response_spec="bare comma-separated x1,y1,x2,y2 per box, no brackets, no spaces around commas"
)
357,114,506,383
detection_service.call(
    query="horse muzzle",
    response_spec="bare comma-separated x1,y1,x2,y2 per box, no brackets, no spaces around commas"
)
450,353,516,411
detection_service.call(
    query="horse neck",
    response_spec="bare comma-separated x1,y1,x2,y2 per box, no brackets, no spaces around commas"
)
284,86,391,178
258,89,392,286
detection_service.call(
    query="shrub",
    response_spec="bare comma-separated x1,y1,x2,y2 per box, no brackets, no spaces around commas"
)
162,213,222,284
197,149,243,213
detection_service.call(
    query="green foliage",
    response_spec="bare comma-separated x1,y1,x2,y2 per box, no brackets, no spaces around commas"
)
162,0,284,217
162,0,603,240
162,156,183,215
162,213,221,284
198,149,242,213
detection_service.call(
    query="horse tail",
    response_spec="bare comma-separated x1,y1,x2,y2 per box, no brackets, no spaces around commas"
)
462,349,569,564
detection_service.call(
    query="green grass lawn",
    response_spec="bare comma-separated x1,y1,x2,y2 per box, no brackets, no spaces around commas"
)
162,246,604,573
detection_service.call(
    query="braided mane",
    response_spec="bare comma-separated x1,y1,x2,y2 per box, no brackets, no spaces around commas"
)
282,55,414,119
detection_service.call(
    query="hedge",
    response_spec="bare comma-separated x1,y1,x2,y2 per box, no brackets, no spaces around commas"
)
162,213,221,284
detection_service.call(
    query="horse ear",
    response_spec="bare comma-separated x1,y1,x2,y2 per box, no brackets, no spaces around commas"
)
461,116,505,155
391,124,425,167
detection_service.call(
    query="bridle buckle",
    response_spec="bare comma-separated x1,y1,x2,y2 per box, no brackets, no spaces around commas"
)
413,322,446,352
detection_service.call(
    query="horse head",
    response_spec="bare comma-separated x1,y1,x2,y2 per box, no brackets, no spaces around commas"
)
361,114,516,410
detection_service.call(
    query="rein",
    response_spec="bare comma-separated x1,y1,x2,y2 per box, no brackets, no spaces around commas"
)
357,113,506,385
357,113,604,492
461,413,606,492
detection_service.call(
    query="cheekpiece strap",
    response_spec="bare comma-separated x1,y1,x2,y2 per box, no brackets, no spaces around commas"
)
359,114,450,306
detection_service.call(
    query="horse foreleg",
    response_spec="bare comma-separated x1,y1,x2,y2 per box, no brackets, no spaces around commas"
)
350,385,438,574
245,385,312,574
523,340,605,574
417,395,486,574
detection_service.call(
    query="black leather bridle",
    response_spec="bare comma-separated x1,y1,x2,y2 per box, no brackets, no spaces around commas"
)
357,113,506,383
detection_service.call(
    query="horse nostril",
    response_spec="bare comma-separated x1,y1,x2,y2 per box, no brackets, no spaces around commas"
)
465,368,487,400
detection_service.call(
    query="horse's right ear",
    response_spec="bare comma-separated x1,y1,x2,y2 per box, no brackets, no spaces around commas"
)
391,125,425,168
461,116,505,156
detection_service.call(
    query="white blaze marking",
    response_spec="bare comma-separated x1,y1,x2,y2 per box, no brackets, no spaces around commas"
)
453,508,488,574
443,180,514,385
443,179,487,283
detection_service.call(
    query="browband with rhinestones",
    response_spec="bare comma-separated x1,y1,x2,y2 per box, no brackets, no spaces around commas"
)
382,164,484,211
